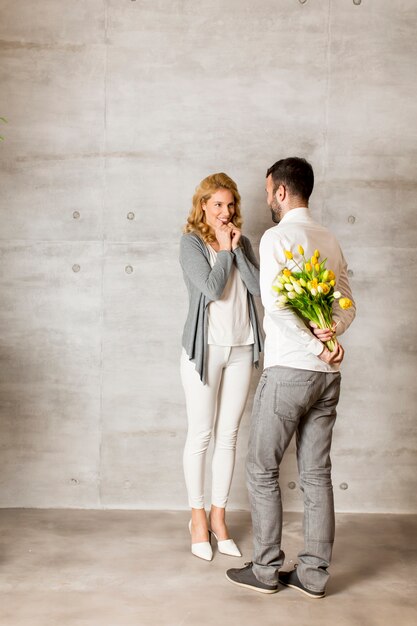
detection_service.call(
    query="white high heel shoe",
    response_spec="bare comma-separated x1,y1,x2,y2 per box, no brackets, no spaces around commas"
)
188,520,213,562
211,531,242,557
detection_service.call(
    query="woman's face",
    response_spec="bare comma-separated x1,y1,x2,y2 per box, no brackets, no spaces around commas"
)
202,188,236,230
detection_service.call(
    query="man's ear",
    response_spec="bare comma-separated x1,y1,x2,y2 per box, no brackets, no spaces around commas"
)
277,184,286,201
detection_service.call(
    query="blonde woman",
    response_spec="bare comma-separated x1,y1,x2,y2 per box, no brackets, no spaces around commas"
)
179,173,262,561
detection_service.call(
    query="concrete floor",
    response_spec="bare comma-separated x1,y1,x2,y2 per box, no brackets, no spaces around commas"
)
0,510,416,626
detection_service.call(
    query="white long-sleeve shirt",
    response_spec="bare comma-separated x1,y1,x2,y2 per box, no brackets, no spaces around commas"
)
260,207,356,373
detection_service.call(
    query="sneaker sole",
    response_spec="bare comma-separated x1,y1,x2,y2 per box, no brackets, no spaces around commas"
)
225,572,278,594
280,581,325,599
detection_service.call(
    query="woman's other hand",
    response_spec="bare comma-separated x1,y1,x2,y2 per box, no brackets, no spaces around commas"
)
215,223,233,251
230,226,242,250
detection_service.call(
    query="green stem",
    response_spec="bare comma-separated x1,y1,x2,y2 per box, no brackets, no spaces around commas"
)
314,306,336,352
291,259,304,272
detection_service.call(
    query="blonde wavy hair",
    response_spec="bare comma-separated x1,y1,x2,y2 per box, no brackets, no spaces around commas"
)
183,172,243,244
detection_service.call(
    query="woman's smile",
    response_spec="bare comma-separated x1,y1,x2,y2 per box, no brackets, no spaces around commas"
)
202,188,236,230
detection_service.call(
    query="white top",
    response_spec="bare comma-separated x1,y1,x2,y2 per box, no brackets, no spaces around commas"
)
260,207,356,373
206,245,254,347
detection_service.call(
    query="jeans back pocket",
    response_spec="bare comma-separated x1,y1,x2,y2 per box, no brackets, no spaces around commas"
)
274,380,314,422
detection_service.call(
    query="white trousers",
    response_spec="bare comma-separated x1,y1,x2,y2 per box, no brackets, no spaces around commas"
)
181,345,253,509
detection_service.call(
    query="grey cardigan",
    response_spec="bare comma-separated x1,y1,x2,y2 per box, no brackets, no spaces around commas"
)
179,232,263,384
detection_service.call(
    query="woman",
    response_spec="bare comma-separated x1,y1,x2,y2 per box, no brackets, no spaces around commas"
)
179,172,262,561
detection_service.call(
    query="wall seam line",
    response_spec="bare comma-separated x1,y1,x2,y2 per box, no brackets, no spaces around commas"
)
97,0,109,509
322,0,332,224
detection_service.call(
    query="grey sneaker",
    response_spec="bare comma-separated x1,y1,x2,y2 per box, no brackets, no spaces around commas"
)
226,562,278,594
279,567,325,599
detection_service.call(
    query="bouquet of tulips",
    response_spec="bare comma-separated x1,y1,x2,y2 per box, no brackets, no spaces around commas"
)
272,245,353,351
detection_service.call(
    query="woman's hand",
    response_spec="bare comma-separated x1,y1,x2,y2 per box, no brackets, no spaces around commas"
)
215,223,233,251
230,226,242,250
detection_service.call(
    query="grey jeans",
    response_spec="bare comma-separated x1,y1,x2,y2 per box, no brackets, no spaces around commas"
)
246,365,341,592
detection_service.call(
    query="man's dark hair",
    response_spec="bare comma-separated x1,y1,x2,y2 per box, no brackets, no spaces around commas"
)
266,157,314,202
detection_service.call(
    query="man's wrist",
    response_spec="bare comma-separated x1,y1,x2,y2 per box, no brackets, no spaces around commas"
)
309,337,325,356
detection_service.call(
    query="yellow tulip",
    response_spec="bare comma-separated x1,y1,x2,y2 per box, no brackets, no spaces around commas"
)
328,270,335,281
314,249,320,259
299,278,307,287
311,256,318,265
330,279,335,287
311,278,318,289
305,262,312,272
322,270,329,281
284,250,293,260
283,268,292,277
315,263,320,272
297,245,304,256
319,282,330,294
339,298,353,310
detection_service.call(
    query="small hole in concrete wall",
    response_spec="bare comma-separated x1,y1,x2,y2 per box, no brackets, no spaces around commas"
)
72,264,80,273
70,478,79,485
353,0,362,5
347,269,354,278
127,212,135,220
340,482,349,490
72,211,80,220
288,481,296,490
299,0,308,4
348,215,356,224
125,265,133,274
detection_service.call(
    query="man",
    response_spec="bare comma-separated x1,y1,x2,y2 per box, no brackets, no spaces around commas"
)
226,157,356,597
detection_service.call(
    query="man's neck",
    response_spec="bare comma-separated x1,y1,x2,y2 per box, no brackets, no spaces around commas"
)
281,201,308,219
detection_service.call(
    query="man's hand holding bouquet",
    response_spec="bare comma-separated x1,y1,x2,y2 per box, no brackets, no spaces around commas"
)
273,245,353,362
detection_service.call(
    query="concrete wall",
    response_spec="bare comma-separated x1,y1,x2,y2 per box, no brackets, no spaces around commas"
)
0,0,415,512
